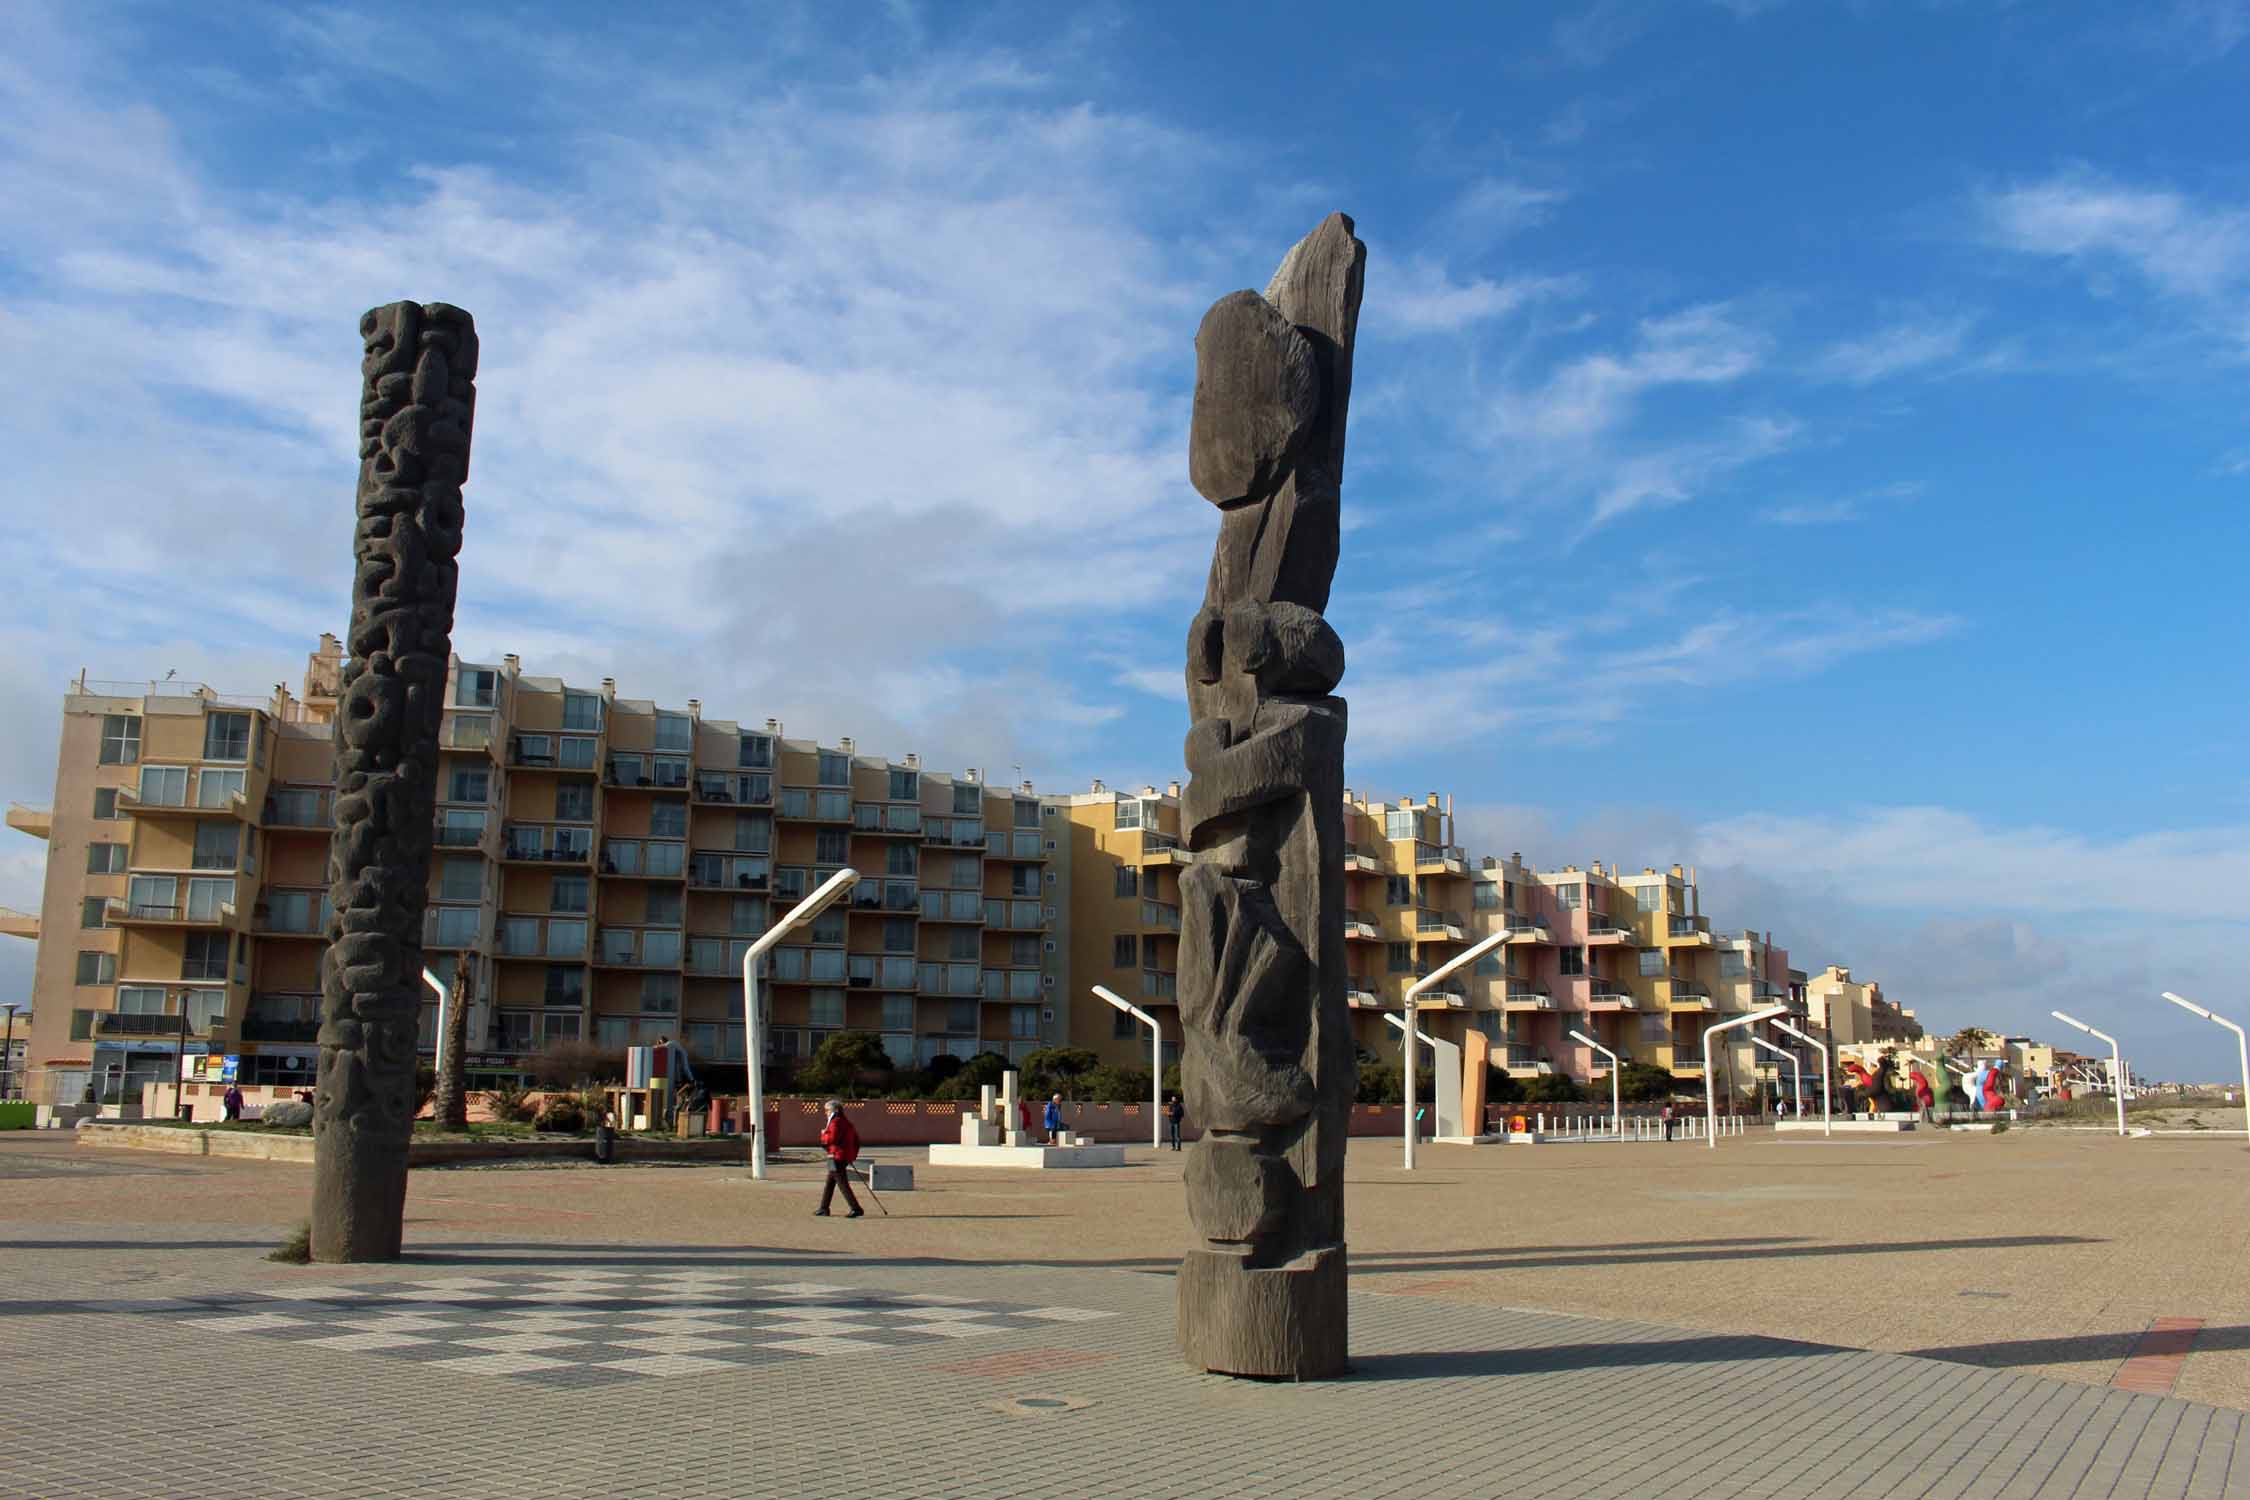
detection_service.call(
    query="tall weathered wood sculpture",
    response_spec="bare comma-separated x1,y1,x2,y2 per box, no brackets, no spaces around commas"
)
1177,213,1364,1378
313,302,477,1261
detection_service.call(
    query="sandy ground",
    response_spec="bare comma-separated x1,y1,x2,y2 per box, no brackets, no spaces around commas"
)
11,1123,2248,1409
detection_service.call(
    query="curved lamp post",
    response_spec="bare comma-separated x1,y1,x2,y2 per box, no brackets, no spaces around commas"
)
2161,992,2247,1142
1767,1017,1832,1137
1702,1007,1788,1149
1566,1027,1621,1137
2050,1010,2126,1138
1750,1033,1801,1118
742,866,861,1180
1092,984,1163,1150
1403,929,1512,1170
422,968,450,1081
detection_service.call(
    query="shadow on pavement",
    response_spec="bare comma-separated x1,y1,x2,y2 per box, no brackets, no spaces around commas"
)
1904,1325,2245,1367
1351,1332,1850,1379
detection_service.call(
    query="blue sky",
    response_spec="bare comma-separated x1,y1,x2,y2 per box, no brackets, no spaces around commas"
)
1,1,2244,1077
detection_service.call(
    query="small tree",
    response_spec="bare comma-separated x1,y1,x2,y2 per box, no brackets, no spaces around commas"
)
431,963,473,1129
1522,1071,1583,1104
1079,1066,1154,1103
796,1031,895,1097
1485,1066,1523,1104
1356,1062,1404,1104
1021,1046,1101,1097
528,1038,627,1091
1617,1061,1676,1103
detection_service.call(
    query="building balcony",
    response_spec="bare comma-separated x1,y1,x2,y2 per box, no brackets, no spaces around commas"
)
1341,845,1380,874
0,906,38,940
1136,829,1187,866
1141,899,1181,933
598,842,687,881
1585,922,1635,944
1346,987,1382,1008
1503,915,1553,944
854,803,924,836
693,776,773,807
1413,910,1467,942
984,900,1046,931
1666,917,1715,946
1343,911,1381,942
434,818,502,857
918,889,985,923
105,897,238,931
987,829,1046,861
71,1006,221,1042
1140,970,1177,1001
1587,984,1638,1008
1413,844,1469,877
1666,982,1714,1010
1503,984,1556,1010
1414,986,1466,1007
7,803,53,839
440,714,501,760
115,783,250,821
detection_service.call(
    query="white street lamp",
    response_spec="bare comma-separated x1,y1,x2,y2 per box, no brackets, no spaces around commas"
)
2161,992,2248,1142
1701,1007,1788,1149
1566,1028,1621,1138
742,866,860,1180
1092,985,1163,1150
1750,1034,1800,1119
1402,928,1511,1170
1767,1017,1832,1137
2050,1010,2126,1138
422,968,450,1082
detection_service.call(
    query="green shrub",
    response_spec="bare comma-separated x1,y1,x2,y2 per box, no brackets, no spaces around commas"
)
1522,1071,1584,1104
1357,1062,1403,1104
1485,1066,1523,1104
795,1030,895,1097
267,1221,312,1264
1617,1062,1676,1103
1021,1046,1101,1097
537,1095,587,1133
1078,1066,1155,1104
482,1083,537,1124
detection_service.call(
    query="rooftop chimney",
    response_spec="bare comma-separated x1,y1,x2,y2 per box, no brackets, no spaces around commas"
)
1167,780,1180,798
1091,778,1105,793
840,736,855,755
502,653,521,673
599,677,616,698
1426,792,1438,808
966,767,981,784
1021,780,1034,795
765,718,781,735
1142,785,1157,797
1670,863,1685,879
686,698,701,717
904,752,920,769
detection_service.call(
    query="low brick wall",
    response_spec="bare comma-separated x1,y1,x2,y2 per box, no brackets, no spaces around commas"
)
76,1122,750,1167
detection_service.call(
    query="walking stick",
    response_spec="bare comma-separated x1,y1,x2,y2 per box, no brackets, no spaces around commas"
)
853,1165,891,1216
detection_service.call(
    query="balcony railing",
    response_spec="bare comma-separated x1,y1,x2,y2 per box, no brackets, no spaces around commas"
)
1413,843,1469,874
70,1007,215,1040
1415,910,1466,940
1142,900,1181,932
1140,970,1177,1001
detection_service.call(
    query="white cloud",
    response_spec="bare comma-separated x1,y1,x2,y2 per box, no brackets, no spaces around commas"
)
1494,302,1769,447
1980,168,2250,308
1378,258,1581,335
1812,316,1975,384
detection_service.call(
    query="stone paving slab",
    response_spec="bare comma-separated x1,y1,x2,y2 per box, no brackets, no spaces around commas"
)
1,1234,2243,1499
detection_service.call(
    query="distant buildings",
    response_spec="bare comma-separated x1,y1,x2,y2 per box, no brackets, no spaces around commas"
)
1,634,2037,1106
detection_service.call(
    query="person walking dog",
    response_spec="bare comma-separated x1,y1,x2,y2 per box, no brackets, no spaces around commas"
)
815,1098,864,1218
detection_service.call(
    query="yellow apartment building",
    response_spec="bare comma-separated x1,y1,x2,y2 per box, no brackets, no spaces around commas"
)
7,637,1073,1106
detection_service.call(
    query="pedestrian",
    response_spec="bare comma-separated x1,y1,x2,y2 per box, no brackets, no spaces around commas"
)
1661,1102,1675,1141
593,1110,616,1165
221,1083,244,1122
1043,1093,1065,1145
1018,1096,1032,1138
815,1098,864,1218
1165,1093,1185,1151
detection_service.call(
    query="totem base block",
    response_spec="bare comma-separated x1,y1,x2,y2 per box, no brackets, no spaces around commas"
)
1179,1244,1347,1380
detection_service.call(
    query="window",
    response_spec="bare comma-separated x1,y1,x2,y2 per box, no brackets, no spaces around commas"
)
1114,934,1138,967
562,691,603,731
87,843,126,875
733,812,772,854
816,750,850,787
1114,865,1139,899
1554,884,1582,910
549,919,589,958
544,782,591,822
888,768,919,801
945,1000,978,1034
183,932,228,980
810,909,846,946
549,875,589,914
649,802,687,839
1385,809,1418,841
80,896,108,929
127,874,176,917
1559,945,1586,976
430,906,479,947
1718,951,1749,978
192,823,238,870
609,753,645,787
640,974,680,1012
1010,935,1040,967
138,765,188,805
554,735,596,771
75,951,116,985
99,715,141,765
456,668,498,707
92,787,119,819
1387,941,1414,975
809,991,845,1028
738,733,773,770
117,985,167,1014
654,712,692,752
1636,883,1662,913
544,966,585,1006
878,995,916,1032
1639,949,1667,977
1386,875,1413,906
885,843,917,877
773,867,806,901
448,768,489,803
1474,952,1504,977
949,854,979,887
266,889,318,933
1473,882,1500,910
644,887,682,926
1009,866,1038,897
778,787,810,819
731,896,766,934
435,858,480,903
269,787,320,826
808,948,846,982
1013,800,1038,828
203,711,252,762
814,828,848,865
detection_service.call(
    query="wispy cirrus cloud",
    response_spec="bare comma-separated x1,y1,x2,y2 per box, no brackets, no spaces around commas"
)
1812,315,1976,384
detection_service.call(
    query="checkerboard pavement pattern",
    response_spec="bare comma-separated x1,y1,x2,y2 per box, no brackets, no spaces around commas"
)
149,1270,1116,1389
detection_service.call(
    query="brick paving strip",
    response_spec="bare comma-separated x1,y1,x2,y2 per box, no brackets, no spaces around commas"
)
2114,1317,2207,1397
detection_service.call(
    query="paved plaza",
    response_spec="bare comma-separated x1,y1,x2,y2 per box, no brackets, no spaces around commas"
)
5,1128,2248,1497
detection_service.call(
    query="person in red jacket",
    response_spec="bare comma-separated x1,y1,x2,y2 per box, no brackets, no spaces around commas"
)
815,1098,864,1218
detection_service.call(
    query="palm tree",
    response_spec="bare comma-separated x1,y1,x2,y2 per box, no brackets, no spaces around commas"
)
1946,1026,1997,1060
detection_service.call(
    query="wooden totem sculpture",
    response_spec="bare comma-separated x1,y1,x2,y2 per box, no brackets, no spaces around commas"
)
313,301,476,1261
1177,214,1364,1379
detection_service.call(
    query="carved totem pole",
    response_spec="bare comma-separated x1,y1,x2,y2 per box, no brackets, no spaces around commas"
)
1177,213,1364,1379
313,302,477,1261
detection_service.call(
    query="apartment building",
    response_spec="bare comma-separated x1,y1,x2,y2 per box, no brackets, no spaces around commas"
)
7,638,1073,1106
